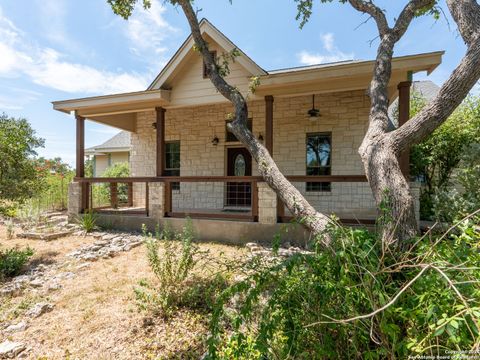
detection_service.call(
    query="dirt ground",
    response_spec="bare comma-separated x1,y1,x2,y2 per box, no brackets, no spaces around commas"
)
0,224,245,359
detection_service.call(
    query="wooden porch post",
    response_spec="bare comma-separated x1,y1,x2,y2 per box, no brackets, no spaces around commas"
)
75,112,85,178
398,81,412,180
75,112,88,211
265,95,274,155
155,107,166,177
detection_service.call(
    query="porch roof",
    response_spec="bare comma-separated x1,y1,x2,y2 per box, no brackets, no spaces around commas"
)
52,51,443,131
52,89,170,131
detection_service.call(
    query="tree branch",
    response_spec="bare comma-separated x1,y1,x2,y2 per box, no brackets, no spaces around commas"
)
389,1,480,152
347,0,390,35
176,0,334,247
392,0,436,40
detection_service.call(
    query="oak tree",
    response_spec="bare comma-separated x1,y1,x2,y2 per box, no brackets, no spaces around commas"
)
108,0,480,248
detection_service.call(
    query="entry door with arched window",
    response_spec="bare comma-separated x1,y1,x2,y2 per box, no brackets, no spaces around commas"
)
226,148,252,207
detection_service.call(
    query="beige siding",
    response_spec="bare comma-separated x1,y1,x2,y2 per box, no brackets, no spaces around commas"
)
94,152,129,176
130,90,379,219
168,37,252,107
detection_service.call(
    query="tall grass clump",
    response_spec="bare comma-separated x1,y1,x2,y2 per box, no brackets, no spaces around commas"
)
206,215,480,359
78,210,98,233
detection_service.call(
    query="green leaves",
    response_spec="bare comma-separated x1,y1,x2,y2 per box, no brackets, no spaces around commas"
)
107,0,151,20
0,113,45,201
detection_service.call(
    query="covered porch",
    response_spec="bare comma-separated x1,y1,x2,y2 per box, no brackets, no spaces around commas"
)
52,52,442,240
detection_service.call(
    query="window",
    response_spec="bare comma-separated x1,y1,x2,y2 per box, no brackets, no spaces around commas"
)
203,51,217,79
226,119,253,142
306,133,331,192
165,141,180,190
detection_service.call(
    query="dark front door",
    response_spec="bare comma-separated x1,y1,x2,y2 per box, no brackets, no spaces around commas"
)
226,148,252,207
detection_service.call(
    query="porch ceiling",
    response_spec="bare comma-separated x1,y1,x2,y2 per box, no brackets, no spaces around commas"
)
52,89,171,132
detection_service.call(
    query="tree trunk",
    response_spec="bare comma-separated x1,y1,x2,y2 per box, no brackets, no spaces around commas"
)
361,137,417,247
177,0,333,247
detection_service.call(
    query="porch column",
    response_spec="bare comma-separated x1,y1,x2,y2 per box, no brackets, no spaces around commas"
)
265,95,274,155
75,112,88,212
155,107,166,177
397,81,411,180
75,112,85,178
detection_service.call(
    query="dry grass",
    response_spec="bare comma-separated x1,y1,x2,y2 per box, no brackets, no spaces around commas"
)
0,224,245,359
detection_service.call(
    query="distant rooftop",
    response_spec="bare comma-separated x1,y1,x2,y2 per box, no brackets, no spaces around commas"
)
388,80,440,128
86,131,131,154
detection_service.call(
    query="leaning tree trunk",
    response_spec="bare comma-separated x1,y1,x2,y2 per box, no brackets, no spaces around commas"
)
177,0,333,248
350,0,480,246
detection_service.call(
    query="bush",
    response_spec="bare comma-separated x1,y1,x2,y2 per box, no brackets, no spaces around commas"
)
0,247,34,280
91,162,130,208
207,220,480,359
433,144,480,223
134,220,222,318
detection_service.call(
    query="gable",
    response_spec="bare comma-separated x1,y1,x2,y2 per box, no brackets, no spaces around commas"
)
167,35,259,106
147,19,266,106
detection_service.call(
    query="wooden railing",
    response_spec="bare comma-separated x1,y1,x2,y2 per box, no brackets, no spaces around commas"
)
75,175,368,222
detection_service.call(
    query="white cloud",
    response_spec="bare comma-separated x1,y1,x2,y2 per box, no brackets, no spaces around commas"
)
0,86,41,110
125,0,178,61
297,32,353,65
0,5,149,95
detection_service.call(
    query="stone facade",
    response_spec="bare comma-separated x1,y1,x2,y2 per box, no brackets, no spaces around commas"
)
128,89,419,222
148,182,165,220
67,182,82,221
258,183,277,224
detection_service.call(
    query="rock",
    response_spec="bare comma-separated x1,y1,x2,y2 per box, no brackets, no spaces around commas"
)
0,340,25,358
102,234,116,241
47,282,62,291
26,302,54,318
29,279,44,288
1,282,23,297
4,321,28,333
76,263,90,270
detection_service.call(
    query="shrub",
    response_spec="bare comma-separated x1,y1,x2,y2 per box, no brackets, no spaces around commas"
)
207,219,480,359
78,210,98,233
0,247,34,280
134,220,213,317
433,144,480,223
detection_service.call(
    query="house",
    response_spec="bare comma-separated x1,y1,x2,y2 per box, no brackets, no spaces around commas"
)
85,131,131,176
52,19,443,244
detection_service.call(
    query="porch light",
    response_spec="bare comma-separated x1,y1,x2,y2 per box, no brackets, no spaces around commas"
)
152,122,157,129
211,136,219,146
308,94,321,120
258,133,264,142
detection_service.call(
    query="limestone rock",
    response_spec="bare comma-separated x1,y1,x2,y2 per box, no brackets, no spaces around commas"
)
4,321,28,333
0,340,25,358
26,302,54,318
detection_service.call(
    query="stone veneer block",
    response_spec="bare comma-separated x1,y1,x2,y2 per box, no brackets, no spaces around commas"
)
67,182,82,221
258,182,277,225
148,182,165,220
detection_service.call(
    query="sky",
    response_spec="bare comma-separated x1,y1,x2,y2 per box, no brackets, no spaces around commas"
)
0,0,473,166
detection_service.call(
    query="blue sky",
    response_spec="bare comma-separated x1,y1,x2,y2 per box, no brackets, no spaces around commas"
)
0,0,472,166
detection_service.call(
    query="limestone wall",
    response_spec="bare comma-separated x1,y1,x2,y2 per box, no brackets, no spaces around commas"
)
129,90,389,220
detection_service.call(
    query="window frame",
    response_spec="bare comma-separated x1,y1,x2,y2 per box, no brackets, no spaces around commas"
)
164,140,180,191
305,132,332,192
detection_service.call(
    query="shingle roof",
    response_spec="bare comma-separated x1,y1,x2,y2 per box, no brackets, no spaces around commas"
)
86,131,131,153
267,59,360,74
388,80,440,128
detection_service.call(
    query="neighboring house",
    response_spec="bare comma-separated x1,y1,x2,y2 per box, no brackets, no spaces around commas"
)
53,19,444,243
85,131,131,176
